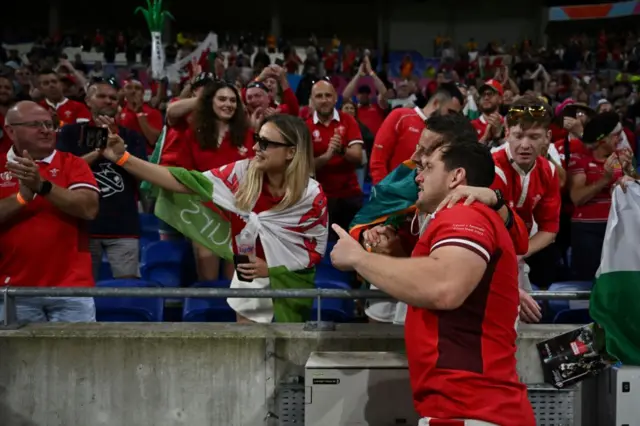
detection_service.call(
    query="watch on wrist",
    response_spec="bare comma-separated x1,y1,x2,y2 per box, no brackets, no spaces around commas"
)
492,189,505,211
37,180,53,196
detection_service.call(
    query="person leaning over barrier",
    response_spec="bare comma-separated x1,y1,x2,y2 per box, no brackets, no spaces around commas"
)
331,139,536,426
100,113,328,323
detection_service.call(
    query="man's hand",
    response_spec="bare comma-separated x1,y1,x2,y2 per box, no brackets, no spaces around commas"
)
613,175,638,193
330,224,367,271
486,112,503,135
436,185,498,211
250,107,265,130
363,225,405,256
95,115,118,135
603,153,618,179
327,128,342,155
519,288,542,323
102,129,127,163
264,107,277,118
6,150,42,193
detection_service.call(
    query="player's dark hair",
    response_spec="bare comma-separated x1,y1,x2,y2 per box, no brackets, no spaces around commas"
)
427,141,496,188
37,68,58,77
425,113,479,144
431,82,464,107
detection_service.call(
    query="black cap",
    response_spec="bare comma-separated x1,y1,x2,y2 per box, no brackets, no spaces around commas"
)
581,111,620,144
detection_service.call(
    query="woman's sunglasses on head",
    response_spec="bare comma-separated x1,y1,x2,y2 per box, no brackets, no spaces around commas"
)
254,133,294,151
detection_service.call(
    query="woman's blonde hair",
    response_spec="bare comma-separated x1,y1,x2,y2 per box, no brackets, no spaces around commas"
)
235,114,315,212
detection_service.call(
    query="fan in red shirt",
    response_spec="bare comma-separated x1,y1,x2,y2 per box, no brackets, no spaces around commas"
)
37,69,91,127
160,79,254,281
0,75,14,153
249,65,300,117
370,82,463,184
340,56,389,136
117,79,163,155
471,79,505,145
306,79,364,239
491,97,561,323
0,101,99,323
568,111,637,281
330,140,535,426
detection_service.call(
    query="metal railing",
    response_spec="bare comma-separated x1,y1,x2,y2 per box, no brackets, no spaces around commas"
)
1,286,591,328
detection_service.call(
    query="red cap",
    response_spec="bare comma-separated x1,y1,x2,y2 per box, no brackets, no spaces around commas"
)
480,79,504,96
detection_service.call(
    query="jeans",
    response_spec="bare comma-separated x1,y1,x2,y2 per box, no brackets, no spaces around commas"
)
570,221,607,281
0,297,96,323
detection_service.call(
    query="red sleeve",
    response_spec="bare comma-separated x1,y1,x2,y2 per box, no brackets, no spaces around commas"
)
160,129,196,170
567,153,586,175
534,165,561,234
66,155,99,193
75,102,92,122
509,210,530,256
419,204,497,263
370,109,402,184
343,113,363,147
279,88,300,117
470,119,482,133
146,108,164,131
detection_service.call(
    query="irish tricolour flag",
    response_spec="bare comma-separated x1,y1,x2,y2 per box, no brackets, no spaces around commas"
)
590,184,640,365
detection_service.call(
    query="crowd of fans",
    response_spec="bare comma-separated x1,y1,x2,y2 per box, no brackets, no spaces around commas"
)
0,24,639,325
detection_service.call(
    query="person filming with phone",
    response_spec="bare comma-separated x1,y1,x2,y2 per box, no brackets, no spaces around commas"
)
98,113,328,323
0,101,100,323
57,80,148,282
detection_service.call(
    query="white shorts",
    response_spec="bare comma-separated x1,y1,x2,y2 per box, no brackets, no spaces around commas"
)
365,284,407,324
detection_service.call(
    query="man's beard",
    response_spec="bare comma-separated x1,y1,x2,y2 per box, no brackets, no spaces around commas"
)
481,104,499,114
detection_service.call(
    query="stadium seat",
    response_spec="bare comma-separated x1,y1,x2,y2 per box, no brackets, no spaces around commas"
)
316,263,352,283
94,279,164,322
182,280,236,322
141,241,189,287
98,261,113,281
311,280,355,322
140,213,160,244
548,281,592,317
553,309,592,324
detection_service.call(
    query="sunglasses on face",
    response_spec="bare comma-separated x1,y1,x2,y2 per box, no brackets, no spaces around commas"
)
254,133,294,151
507,105,549,121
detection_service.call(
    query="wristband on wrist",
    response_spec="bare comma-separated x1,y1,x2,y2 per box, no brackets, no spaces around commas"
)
16,192,29,206
116,151,131,166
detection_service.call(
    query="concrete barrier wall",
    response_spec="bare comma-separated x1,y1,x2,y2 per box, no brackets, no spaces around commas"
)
0,323,576,426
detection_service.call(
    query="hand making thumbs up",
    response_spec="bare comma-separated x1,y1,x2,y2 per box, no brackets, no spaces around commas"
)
330,224,366,271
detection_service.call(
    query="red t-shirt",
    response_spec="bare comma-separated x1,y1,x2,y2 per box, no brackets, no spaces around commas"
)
554,137,588,169
492,148,561,234
356,103,385,136
0,149,99,287
370,106,427,184
405,202,535,426
117,103,164,154
40,98,91,127
306,110,363,198
568,151,623,222
471,114,504,140
160,124,254,171
274,87,300,117
0,113,11,154
299,106,312,121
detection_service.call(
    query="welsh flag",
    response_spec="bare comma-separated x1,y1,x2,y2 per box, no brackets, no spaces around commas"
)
154,160,328,323
349,160,419,240
590,184,640,364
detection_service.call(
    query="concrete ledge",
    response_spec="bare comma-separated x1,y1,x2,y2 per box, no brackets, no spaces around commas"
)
0,323,578,426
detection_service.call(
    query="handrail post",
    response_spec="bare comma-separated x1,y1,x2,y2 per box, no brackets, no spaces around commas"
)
304,292,335,332
1,286,20,329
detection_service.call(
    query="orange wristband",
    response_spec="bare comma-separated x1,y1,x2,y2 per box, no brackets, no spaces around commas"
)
16,192,28,206
116,152,130,166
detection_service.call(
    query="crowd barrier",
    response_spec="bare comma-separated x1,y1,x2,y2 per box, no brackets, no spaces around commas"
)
1,286,591,327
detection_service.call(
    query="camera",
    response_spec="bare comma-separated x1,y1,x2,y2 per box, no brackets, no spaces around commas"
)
79,125,109,150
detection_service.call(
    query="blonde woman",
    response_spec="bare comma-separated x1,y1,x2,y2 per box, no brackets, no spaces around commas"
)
102,114,329,323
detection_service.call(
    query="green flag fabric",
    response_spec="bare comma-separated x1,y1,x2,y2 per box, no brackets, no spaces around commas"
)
590,185,640,365
154,162,328,322
349,160,419,240
140,125,168,197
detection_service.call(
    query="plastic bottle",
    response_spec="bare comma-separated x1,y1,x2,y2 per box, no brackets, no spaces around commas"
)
235,217,259,261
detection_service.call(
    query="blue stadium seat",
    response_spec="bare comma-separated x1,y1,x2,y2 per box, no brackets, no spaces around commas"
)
548,281,592,317
316,263,352,283
95,279,164,322
141,241,189,287
98,261,113,281
182,280,236,322
140,213,159,232
311,280,355,322
553,309,592,324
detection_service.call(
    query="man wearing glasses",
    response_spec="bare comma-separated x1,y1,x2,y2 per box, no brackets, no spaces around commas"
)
0,101,99,323
491,96,562,323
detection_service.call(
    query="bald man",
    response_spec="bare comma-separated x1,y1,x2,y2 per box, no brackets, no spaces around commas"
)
0,101,100,324
306,80,364,242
